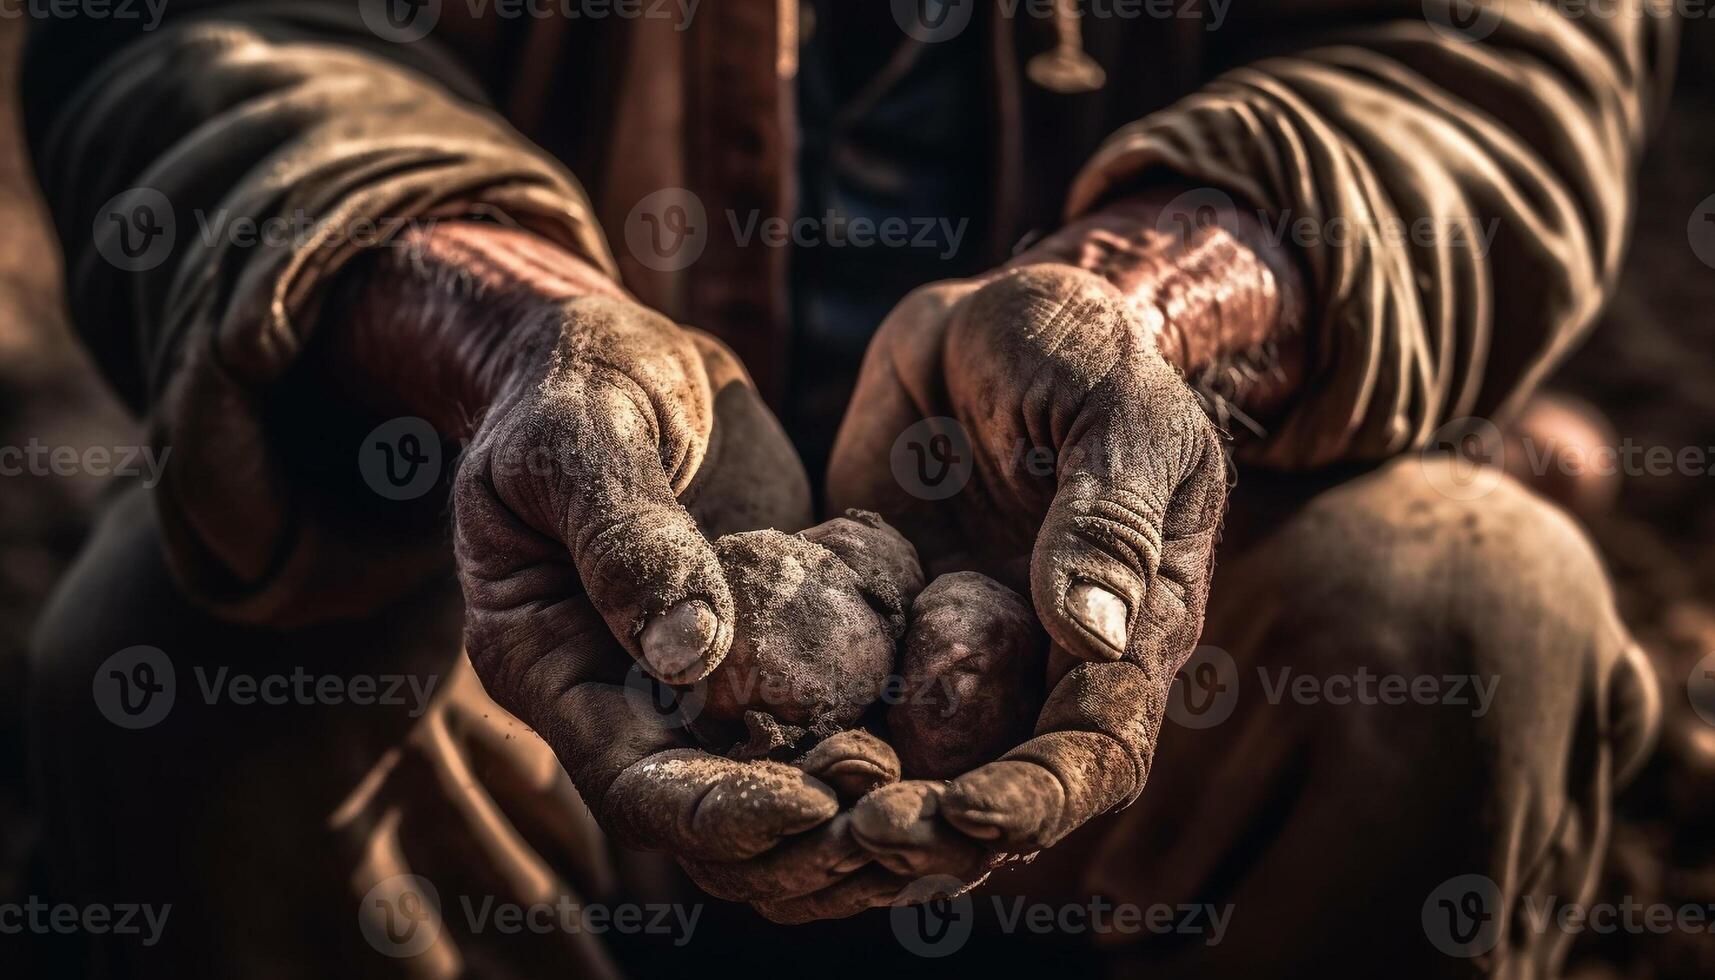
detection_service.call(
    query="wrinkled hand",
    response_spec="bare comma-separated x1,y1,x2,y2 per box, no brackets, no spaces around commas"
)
828,263,1229,897
448,286,887,903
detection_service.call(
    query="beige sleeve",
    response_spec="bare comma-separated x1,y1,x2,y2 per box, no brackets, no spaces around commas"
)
1067,1,1676,467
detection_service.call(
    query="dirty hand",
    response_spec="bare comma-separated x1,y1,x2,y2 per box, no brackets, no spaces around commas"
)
827,259,1230,889
333,221,882,899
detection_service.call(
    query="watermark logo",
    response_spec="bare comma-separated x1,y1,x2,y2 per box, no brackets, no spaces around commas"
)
1423,873,1503,958
1689,651,1715,728
93,187,175,272
891,0,975,42
1689,192,1715,270
1155,186,1240,242
94,652,440,728
622,661,708,731
0,897,171,947
0,0,168,30
1420,416,1507,501
625,187,708,272
1166,645,1239,729
360,875,443,958
1424,0,1504,42
360,0,443,42
0,439,170,486
93,645,175,730
892,417,974,501
360,417,443,501
1155,186,1500,255
891,875,976,957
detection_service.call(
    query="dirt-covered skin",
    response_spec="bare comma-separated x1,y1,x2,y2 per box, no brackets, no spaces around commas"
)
694,513,923,756
889,572,1048,778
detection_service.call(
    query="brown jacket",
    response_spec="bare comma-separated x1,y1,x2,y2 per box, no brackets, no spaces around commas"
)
23,0,1675,622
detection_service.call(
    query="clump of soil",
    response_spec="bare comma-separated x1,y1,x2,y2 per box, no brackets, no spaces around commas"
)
693,512,923,757
690,512,1047,778
887,572,1046,778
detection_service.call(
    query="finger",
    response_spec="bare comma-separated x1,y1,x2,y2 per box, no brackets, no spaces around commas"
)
679,813,870,902
850,781,998,879
826,280,982,536
795,730,901,804
938,265,1224,666
752,865,914,925
534,298,736,685
1038,396,1228,654
511,636,843,865
602,748,839,861
941,659,1165,851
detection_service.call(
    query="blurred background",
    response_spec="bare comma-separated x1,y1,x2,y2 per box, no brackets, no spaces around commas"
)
0,14,1710,979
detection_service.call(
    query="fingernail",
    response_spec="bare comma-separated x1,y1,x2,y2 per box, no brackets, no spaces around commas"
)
640,599,718,682
1066,581,1128,656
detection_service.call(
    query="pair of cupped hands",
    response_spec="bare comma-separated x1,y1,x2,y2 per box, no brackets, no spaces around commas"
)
360,201,1230,922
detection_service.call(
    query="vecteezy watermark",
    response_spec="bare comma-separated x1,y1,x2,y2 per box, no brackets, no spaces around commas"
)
1421,0,1506,42
1425,0,1696,44
361,0,699,42
93,647,440,729
1165,645,1240,729
1689,651,1715,728
92,187,176,272
623,188,970,271
0,439,170,487
0,897,171,948
91,197,545,274
892,0,1229,43
891,881,976,958
889,418,1130,502
359,0,442,41
1165,645,1502,730
727,211,970,261
1423,874,1504,957
622,658,967,732
1519,895,1715,937
1419,416,1509,501
1690,192,1715,270
891,417,975,501
890,876,1234,956
624,187,708,272
0,0,167,30
358,874,701,958
1421,413,1715,501
359,417,443,501
93,646,176,730
1155,186,1502,257
1425,872,1715,959
1256,666,1500,717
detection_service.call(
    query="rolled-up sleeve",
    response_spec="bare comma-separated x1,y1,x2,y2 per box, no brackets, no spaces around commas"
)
1067,1,1676,468
24,1,617,624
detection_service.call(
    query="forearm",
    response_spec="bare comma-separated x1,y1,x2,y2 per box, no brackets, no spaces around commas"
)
1011,187,1308,439
1061,2,1670,465
317,222,627,437
25,5,612,416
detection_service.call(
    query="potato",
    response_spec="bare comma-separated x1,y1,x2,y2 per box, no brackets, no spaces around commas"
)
887,572,1047,778
692,513,923,757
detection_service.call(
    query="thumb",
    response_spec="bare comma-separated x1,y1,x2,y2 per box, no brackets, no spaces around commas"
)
565,398,734,683
1028,382,1225,666
530,374,735,686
